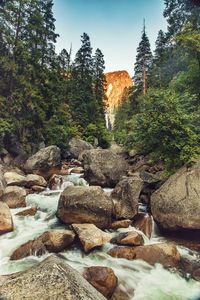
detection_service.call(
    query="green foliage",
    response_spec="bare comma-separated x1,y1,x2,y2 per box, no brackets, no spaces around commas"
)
0,1,109,153
44,104,79,151
124,89,200,169
83,123,112,148
134,24,152,93
114,0,200,171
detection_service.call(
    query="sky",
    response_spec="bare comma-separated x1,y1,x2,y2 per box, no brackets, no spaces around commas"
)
53,0,168,76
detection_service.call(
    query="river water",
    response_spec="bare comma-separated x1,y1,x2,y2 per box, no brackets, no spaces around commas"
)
0,173,200,300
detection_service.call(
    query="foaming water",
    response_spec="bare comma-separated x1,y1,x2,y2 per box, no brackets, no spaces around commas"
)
0,177,200,299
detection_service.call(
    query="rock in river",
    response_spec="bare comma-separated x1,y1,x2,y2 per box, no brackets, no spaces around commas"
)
0,202,13,235
0,255,106,300
69,138,93,159
1,186,27,208
108,243,180,268
82,149,128,188
83,266,118,298
24,145,61,179
151,160,200,230
72,223,112,252
111,175,142,219
56,186,114,229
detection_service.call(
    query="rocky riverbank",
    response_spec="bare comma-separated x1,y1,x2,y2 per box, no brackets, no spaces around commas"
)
0,139,200,299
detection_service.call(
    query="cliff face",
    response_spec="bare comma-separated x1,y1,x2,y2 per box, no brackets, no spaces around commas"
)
105,71,133,129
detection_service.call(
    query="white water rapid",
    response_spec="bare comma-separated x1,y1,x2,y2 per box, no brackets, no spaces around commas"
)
0,173,200,300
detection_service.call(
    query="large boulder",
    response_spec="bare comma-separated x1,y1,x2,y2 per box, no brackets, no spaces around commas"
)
111,175,143,219
0,202,13,235
83,266,118,298
82,149,128,188
24,146,61,179
72,224,111,252
0,255,106,300
69,138,93,159
151,161,200,230
56,186,114,229
1,186,27,208
108,243,180,268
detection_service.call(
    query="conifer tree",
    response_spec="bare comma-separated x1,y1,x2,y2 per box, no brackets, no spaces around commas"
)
134,22,152,94
93,48,107,119
70,33,95,128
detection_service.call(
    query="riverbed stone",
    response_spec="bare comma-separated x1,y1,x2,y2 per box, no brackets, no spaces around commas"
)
15,207,37,217
108,247,136,260
192,268,200,281
49,174,63,190
69,138,93,159
57,186,114,229
0,255,106,300
83,266,118,298
132,213,153,239
24,145,61,179
45,229,75,253
82,149,128,188
72,224,112,252
111,287,130,300
1,186,27,208
4,171,26,186
25,174,47,188
110,219,132,230
111,175,142,219
111,231,144,246
10,232,49,260
108,243,180,267
151,160,200,230
0,202,13,235
10,230,75,260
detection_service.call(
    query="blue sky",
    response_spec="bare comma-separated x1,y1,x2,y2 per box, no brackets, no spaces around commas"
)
53,0,167,76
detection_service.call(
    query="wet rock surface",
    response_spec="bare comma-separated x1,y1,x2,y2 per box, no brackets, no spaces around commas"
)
151,160,200,231
24,145,61,179
108,243,181,267
72,223,112,252
111,231,144,246
0,202,13,235
0,255,106,300
82,149,128,188
57,186,114,229
69,138,93,159
10,230,75,260
132,213,153,239
111,175,142,219
83,266,118,298
1,186,27,208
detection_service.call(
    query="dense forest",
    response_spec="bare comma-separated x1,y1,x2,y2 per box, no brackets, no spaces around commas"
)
1,0,200,172
114,0,200,172
0,0,110,154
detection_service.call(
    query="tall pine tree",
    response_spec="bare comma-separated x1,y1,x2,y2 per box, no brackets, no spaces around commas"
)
93,48,107,120
70,33,95,128
134,21,152,94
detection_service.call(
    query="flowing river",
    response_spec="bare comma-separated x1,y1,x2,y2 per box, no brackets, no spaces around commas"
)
1,173,200,300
